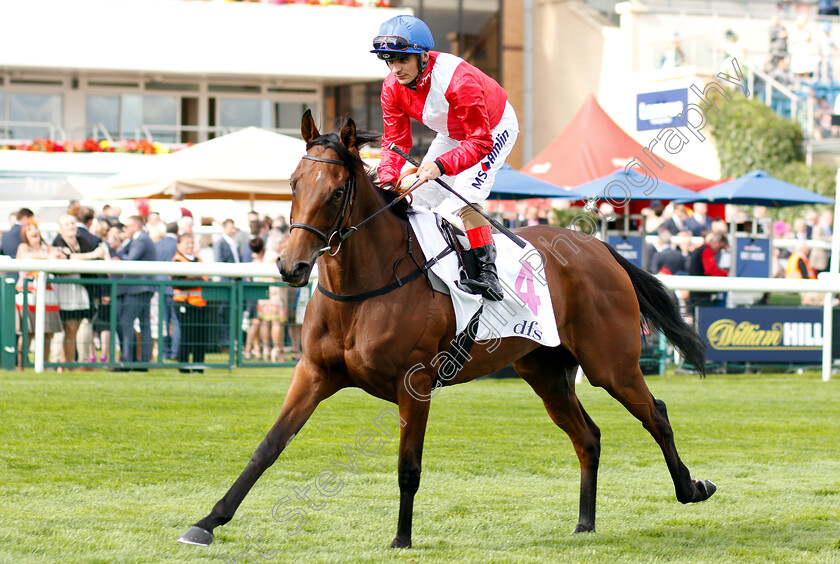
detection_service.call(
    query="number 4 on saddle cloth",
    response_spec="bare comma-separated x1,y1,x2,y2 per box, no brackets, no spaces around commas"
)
409,208,560,351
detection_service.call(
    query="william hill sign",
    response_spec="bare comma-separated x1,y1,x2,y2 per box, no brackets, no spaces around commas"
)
697,308,823,362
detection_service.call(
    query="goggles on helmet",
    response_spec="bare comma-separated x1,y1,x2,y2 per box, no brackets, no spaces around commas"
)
372,35,426,59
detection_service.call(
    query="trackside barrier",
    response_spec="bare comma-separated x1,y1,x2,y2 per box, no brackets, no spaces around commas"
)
0,276,16,371
0,259,309,373
0,259,837,380
658,273,840,382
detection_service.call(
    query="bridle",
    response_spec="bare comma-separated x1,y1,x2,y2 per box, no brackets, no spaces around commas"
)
289,154,357,257
287,150,451,303
289,152,414,258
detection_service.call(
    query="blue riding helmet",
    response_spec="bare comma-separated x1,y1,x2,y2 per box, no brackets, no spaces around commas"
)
371,15,434,60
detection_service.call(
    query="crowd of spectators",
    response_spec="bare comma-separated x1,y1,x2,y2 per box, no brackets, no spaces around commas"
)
658,2,840,138
0,202,307,370
2,196,834,368
761,12,840,137
641,201,834,315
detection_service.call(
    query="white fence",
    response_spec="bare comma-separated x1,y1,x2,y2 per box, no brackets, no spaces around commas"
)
660,272,839,382
2,258,837,381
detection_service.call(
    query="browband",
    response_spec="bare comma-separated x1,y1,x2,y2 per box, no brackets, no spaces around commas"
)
302,155,345,165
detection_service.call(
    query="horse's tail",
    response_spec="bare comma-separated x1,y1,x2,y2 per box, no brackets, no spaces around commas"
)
601,241,707,377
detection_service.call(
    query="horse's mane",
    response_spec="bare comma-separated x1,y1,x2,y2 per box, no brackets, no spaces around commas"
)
306,120,411,221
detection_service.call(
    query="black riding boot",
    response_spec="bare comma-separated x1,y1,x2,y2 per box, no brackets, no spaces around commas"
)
460,243,504,301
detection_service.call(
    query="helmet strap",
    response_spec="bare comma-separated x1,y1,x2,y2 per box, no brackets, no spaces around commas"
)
406,52,429,91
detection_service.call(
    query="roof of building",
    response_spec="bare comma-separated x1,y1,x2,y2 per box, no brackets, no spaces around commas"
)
0,0,405,84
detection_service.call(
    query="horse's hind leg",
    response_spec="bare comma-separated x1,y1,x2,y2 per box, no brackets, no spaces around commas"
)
178,360,340,546
580,347,716,505
514,347,601,533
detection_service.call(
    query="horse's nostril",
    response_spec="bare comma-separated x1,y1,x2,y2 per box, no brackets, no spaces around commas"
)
279,259,311,285
293,262,311,279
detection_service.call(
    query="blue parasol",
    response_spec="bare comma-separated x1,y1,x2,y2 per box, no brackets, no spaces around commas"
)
569,169,700,201
675,170,835,207
488,164,579,199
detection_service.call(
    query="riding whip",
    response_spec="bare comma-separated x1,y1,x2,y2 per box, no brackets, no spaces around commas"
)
387,143,527,248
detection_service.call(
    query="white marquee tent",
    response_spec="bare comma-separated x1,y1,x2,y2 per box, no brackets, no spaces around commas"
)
80,127,306,201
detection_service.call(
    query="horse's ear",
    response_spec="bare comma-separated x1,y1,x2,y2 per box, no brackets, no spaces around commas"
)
339,118,357,152
301,109,320,143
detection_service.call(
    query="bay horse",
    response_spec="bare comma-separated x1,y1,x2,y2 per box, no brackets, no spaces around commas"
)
178,111,715,549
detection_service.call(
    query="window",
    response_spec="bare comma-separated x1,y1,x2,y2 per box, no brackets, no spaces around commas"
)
219,98,265,129
86,95,120,139
423,0,501,79
390,0,501,79
139,95,178,143
334,83,382,132
8,93,62,140
337,0,503,155
275,102,314,136
86,94,178,142
218,98,315,137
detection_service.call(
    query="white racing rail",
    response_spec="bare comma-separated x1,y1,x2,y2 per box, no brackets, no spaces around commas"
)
2,258,837,381
660,272,839,383
1,259,287,374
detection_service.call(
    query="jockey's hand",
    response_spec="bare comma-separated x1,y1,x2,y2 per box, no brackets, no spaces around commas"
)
417,160,444,182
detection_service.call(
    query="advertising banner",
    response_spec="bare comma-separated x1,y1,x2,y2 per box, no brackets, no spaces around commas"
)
636,89,688,131
697,307,824,362
733,237,771,278
608,235,643,268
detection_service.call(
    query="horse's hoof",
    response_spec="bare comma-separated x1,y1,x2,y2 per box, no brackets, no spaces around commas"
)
573,523,595,533
177,526,214,546
390,536,411,549
688,478,717,502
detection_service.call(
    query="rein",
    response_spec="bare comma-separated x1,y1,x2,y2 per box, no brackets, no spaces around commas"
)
290,154,413,258
291,152,443,302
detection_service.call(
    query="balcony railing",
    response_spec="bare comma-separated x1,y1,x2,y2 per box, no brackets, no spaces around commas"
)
0,121,68,144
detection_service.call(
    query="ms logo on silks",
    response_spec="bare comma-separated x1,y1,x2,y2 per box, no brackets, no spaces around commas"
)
472,130,511,186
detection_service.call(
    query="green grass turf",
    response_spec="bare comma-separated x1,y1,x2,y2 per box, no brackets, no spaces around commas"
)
0,368,838,563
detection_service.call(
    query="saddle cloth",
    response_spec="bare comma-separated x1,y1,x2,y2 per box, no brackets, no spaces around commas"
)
409,208,560,347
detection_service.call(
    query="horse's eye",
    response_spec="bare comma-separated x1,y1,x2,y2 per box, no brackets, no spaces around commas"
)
333,188,345,200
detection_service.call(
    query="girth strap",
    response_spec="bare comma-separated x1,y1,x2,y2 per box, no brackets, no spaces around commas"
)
431,305,483,390
317,246,453,303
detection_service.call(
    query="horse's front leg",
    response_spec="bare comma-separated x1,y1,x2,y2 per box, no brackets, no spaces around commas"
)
391,369,433,549
178,359,340,546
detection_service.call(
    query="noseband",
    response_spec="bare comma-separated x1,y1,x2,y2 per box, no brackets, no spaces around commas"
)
289,154,357,257
288,150,452,302
289,152,411,257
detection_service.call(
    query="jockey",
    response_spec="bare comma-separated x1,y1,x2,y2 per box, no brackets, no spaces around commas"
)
372,14,518,301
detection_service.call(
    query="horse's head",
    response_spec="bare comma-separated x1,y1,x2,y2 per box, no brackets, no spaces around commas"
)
277,110,364,286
